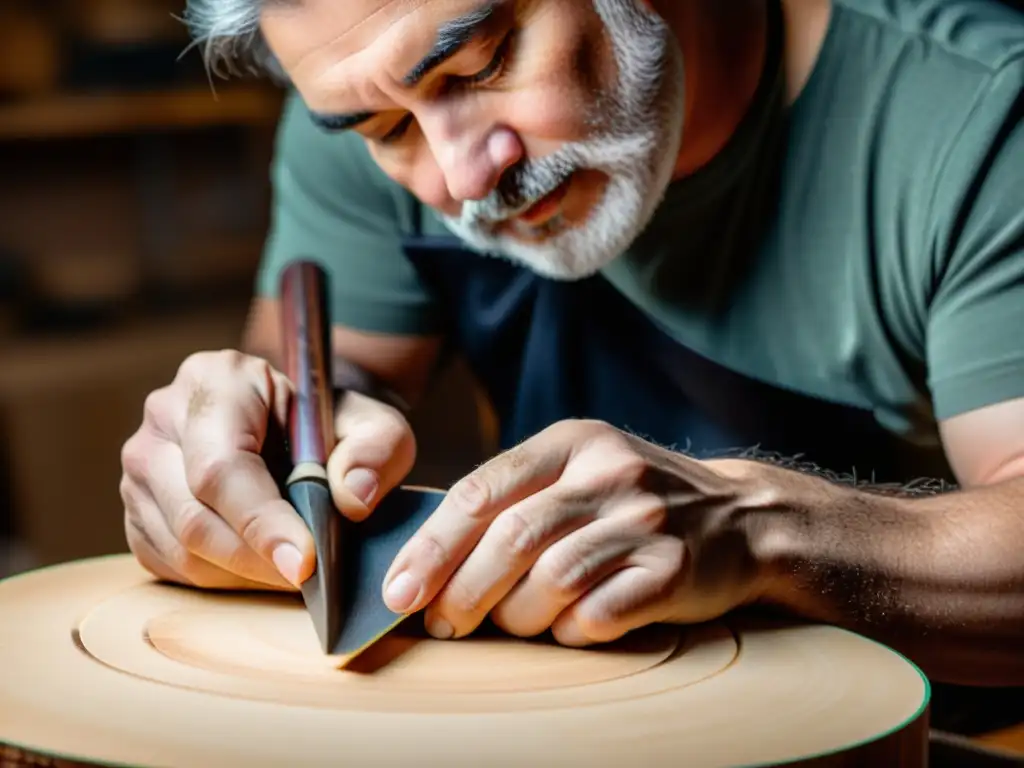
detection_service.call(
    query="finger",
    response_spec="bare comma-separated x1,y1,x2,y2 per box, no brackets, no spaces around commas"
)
147,439,297,589
327,391,416,522
381,424,579,615
551,536,687,647
488,495,665,638
123,477,284,591
178,378,316,585
124,510,192,586
421,484,602,639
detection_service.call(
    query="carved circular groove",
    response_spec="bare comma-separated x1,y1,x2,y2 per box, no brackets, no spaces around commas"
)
75,581,736,713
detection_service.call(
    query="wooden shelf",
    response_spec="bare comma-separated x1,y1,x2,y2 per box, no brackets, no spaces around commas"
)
0,301,251,395
0,84,284,140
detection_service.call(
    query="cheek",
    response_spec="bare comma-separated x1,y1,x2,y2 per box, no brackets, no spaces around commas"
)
502,87,590,150
497,8,608,150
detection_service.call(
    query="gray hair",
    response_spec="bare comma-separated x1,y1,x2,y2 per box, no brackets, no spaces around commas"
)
180,0,289,80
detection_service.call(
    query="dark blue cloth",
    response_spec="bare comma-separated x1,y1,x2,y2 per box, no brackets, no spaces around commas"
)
404,235,953,486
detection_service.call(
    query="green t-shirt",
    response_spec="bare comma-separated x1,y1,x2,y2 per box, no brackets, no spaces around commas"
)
258,0,1024,449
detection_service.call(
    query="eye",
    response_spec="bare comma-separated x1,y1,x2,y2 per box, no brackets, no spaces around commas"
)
375,30,516,146
380,113,415,145
463,30,514,86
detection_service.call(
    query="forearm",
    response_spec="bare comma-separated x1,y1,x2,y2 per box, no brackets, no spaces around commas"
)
732,461,1024,686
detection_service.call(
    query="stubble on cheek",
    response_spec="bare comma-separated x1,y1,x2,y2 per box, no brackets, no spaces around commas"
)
577,6,619,116
503,1,612,141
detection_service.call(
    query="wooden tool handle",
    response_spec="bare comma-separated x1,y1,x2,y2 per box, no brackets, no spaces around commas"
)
279,261,335,470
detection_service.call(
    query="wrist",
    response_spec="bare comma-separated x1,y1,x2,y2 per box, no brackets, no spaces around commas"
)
709,458,860,608
709,457,934,614
704,458,807,605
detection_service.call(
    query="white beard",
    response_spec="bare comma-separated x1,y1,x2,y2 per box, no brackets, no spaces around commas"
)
440,0,686,281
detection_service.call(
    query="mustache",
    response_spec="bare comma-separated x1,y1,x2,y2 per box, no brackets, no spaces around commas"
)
462,152,577,224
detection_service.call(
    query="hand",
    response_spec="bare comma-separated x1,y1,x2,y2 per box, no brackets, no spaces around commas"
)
120,350,416,591
381,419,774,646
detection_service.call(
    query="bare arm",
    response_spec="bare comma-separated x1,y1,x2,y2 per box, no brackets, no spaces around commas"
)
742,396,1024,686
241,297,444,410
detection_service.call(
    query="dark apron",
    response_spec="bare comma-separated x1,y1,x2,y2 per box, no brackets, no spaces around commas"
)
403,233,952,486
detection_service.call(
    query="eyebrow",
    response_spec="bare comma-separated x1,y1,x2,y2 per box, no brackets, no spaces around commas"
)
402,0,501,87
306,0,502,132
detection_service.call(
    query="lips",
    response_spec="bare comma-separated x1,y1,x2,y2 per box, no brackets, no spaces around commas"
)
514,176,573,228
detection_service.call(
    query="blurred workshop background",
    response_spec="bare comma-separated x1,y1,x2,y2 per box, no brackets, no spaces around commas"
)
0,0,492,579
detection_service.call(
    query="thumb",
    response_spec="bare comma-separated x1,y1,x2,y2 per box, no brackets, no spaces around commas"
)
327,391,416,522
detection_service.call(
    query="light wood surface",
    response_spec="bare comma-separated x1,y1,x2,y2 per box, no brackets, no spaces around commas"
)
0,555,931,767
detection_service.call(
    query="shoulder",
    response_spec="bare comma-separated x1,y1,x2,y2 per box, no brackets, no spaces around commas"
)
789,0,1024,244
831,0,1024,69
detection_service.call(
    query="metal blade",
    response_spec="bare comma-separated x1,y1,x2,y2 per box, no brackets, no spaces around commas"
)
287,478,344,653
326,487,442,661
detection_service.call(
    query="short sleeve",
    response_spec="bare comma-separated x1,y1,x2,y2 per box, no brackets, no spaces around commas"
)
257,90,441,336
926,61,1024,420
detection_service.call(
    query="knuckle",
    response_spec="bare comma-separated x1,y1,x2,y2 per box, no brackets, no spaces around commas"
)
541,419,583,443
535,542,595,597
238,510,271,552
660,537,688,577
120,434,149,481
607,451,650,487
141,388,167,424
549,481,605,515
172,502,214,552
177,349,250,383
447,473,493,519
241,354,273,390
493,507,541,562
442,575,485,616
176,351,213,381
184,451,233,502
580,418,615,435
141,386,178,437
222,348,252,371
549,418,612,439
375,408,412,446
415,530,452,571
345,409,410,453
575,601,618,637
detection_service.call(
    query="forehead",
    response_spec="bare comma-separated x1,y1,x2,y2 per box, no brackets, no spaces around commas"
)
262,0,502,88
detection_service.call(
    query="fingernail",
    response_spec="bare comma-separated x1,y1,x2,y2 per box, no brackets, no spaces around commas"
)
272,543,304,587
345,468,379,505
383,571,420,612
427,616,454,640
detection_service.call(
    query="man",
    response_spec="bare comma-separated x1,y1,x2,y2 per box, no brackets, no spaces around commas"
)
120,0,1024,692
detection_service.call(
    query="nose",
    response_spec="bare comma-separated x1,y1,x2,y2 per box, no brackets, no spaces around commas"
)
426,120,524,203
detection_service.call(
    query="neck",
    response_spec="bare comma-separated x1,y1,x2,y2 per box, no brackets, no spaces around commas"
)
654,0,769,179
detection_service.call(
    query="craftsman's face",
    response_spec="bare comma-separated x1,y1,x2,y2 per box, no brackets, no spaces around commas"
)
262,0,685,280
